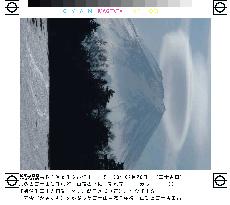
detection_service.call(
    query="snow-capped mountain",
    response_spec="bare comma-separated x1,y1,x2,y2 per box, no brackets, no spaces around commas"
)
91,19,165,169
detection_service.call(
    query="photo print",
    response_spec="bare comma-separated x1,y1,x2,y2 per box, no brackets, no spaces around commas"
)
20,18,210,170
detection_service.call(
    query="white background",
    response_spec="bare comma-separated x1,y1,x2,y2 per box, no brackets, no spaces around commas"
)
0,0,230,204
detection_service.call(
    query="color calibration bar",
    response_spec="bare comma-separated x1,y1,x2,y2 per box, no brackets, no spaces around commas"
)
28,0,192,7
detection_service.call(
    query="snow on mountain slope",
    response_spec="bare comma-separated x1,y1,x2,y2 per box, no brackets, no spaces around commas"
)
20,19,49,169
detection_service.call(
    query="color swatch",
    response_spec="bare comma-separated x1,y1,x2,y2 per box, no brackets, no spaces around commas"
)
28,0,192,7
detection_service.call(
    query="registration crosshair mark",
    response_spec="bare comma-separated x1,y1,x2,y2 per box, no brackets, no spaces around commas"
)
214,2,227,13
6,175,19,187
5,2,19,14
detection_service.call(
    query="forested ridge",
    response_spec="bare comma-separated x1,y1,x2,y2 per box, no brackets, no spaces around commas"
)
48,19,123,169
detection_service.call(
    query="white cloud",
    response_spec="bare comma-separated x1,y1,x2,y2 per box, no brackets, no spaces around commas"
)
190,52,211,169
159,25,210,169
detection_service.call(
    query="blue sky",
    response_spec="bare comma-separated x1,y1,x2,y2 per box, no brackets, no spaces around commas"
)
132,19,211,169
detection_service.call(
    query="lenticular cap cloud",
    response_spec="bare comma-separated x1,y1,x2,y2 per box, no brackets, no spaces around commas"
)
159,29,193,168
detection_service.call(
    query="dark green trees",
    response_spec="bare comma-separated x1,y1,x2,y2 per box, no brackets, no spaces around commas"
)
48,19,123,170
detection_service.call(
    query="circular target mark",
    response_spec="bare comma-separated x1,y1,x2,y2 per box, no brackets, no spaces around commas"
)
214,175,227,187
214,2,227,13
6,175,19,186
6,2,19,14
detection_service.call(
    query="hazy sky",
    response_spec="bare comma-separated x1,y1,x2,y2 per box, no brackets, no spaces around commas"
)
132,19,211,169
